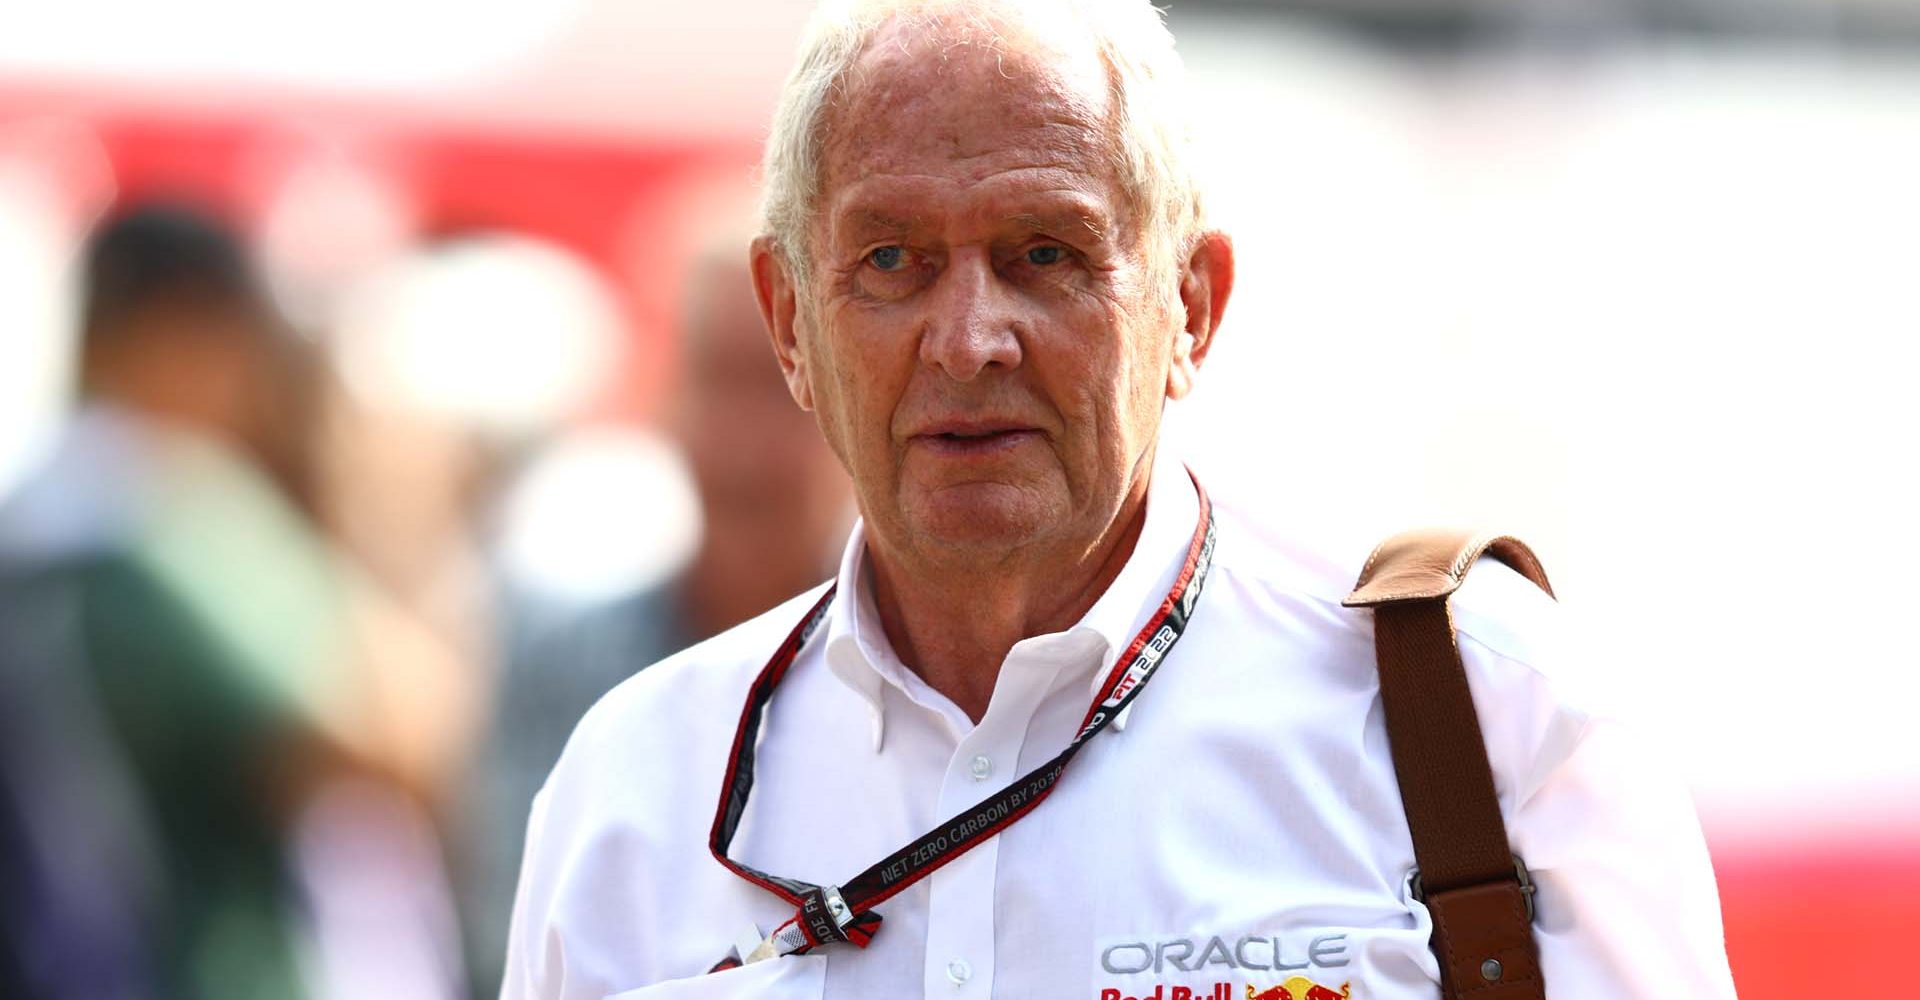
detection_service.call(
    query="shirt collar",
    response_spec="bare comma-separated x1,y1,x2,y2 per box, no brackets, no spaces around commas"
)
823,446,1202,751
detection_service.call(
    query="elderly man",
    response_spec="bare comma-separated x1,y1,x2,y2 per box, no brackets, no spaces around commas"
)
501,3,1737,999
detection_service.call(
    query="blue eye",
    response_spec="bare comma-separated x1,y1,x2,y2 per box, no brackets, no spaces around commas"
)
1026,245,1065,266
869,246,906,271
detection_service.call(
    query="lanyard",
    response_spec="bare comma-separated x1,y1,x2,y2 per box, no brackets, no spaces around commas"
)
706,472,1216,972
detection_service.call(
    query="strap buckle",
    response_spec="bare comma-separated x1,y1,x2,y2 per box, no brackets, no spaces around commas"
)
1408,855,1536,922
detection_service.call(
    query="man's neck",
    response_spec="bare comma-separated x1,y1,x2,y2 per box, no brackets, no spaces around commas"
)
865,472,1153,724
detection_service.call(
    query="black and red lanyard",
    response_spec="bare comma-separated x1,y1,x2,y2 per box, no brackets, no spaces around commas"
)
707,474,1215,971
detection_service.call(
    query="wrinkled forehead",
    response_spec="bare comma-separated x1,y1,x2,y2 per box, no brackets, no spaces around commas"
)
817,10,1119,198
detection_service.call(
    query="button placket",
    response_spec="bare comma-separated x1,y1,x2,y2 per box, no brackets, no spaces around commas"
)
921,687,1033,996
920,630,1090,997
921,840,996,995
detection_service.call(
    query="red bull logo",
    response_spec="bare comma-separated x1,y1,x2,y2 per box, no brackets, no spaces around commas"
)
1246,978,1352,1000
1100,985,1231,1000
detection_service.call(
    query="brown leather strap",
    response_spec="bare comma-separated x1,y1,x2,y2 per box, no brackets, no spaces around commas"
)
1344,529,1553,1000
1346,530,1554,606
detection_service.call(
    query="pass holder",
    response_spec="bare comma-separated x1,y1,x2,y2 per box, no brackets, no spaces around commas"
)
730,923,767,967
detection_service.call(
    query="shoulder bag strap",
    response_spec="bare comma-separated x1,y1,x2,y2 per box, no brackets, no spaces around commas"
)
1344,529,1554,1000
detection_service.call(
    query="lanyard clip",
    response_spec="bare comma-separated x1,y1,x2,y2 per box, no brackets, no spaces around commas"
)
799,884,855,946
822,886,854,930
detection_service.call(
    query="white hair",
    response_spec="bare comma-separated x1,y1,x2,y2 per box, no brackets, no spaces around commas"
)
759,0,1204,294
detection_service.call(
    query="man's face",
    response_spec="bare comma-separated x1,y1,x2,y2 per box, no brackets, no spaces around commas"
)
761,19,1214,565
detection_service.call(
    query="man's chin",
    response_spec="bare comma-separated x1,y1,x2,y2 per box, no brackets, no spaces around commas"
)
900,482,1063,558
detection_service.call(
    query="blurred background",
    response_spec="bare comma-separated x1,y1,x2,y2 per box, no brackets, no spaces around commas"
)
0,1,1913,998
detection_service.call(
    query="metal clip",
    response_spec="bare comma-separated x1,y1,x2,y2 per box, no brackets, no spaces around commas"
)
1408,855,1536,922
822,885,853,930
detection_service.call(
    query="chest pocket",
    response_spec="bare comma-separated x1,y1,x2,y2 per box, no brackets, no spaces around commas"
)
602,955,827,1000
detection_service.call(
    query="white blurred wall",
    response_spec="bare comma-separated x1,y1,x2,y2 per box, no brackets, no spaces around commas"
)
1171,13,1920,840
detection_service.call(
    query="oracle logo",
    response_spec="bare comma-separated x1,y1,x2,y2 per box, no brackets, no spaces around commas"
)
1100,934,1350,976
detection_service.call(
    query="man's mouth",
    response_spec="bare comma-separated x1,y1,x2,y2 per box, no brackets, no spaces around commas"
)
914,425,1043,456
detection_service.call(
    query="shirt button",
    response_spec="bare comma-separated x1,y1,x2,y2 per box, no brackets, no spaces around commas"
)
947,958,972,985
969,755,992,781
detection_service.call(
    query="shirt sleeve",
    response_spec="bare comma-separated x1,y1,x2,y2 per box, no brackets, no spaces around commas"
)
1450,592,1739,1000
500,785,556,1000
1504,698,1739,999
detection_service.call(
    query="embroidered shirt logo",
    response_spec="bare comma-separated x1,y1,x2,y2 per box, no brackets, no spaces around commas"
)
1246,978,1351,1000
1097,932,1357,1000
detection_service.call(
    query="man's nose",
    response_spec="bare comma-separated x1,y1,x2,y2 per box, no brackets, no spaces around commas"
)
919,248,1022,381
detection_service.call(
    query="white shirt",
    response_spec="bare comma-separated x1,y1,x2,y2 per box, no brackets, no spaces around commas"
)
501,450,1737,1000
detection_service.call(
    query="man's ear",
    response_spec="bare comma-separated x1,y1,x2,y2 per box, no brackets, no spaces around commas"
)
751,235,814,412
1166,229,1235,401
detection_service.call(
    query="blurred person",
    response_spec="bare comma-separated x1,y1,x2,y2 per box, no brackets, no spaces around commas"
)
672,244,853,641
500,2,1737,999
0,204,470,1000
462,247,848,995
0,203,337,1000
272,238,521,1000
307,342,492,805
